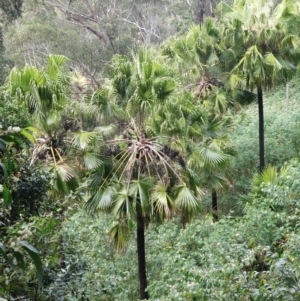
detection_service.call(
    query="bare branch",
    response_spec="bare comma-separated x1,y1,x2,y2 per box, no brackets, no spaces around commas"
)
115,14,160,38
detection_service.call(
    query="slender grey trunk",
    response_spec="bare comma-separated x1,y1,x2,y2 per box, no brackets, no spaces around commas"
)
209,0,215,17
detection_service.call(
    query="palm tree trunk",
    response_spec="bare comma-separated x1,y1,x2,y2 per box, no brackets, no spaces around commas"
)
212,189,218,222
136,201,149,300
257,86,265,172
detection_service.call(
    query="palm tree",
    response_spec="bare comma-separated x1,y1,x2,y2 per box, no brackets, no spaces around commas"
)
218,0,300,172
162,24,239,219
163,19,223,96
85,49,202,300
149,83,234,223
186,115,233,222
4,55,79,194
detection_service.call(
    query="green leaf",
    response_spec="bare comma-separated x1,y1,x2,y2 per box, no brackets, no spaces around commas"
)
151,181,174,219
24,126,41,136
13,251,26,269
94,125,118,137
19,240,43,289
108,221,130,251
73,131,97,149
0,163,7,178
113,187,135,219
19,240,39,253
83,153,104,170
86,185,116,214
3,183,12,207
20,128,36,143
175,185,199,212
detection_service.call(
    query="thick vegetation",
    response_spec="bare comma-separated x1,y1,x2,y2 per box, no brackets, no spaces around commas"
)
1,0,300,300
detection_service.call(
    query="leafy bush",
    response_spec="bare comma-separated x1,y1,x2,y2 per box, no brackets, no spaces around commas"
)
42,211,139,301
146,159,300,300
221,87,300,213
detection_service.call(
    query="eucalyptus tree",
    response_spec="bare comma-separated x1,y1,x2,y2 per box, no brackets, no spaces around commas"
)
218,0,300,172
85,49,203,299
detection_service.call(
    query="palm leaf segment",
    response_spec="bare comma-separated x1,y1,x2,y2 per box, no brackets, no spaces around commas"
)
126,48,176,121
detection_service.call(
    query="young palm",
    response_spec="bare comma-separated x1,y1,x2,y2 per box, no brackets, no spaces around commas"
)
4,55,78,194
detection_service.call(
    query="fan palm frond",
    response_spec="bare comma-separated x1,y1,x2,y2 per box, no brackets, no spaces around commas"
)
51,162,77,194
151,181,174,219
94,125,118,138
72,131,97,150
112,187,135,218
252,165,278,195
86,184,117,214
83,153,105,170
174,185,200,213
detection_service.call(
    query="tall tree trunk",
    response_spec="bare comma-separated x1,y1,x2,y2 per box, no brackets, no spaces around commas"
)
258,86,265,172
212,189,218,222
136,201,149,300
209,0,215,17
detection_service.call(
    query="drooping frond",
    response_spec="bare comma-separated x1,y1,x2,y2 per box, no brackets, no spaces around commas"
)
85,184,117,214
112,187,136,219
83,153,105,170
174,185,200,213
108,220,131,252
51,162,78,194
151,181,174,220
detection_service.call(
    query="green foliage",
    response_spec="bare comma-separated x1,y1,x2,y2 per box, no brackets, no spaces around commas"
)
34,159,300,300
0,128,45,299
0,0,23,24
232,89,300,177
0,96,30,129
42,211,139,301
146,159,300,300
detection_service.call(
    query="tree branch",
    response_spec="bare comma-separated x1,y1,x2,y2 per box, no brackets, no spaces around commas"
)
115,14,160,38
